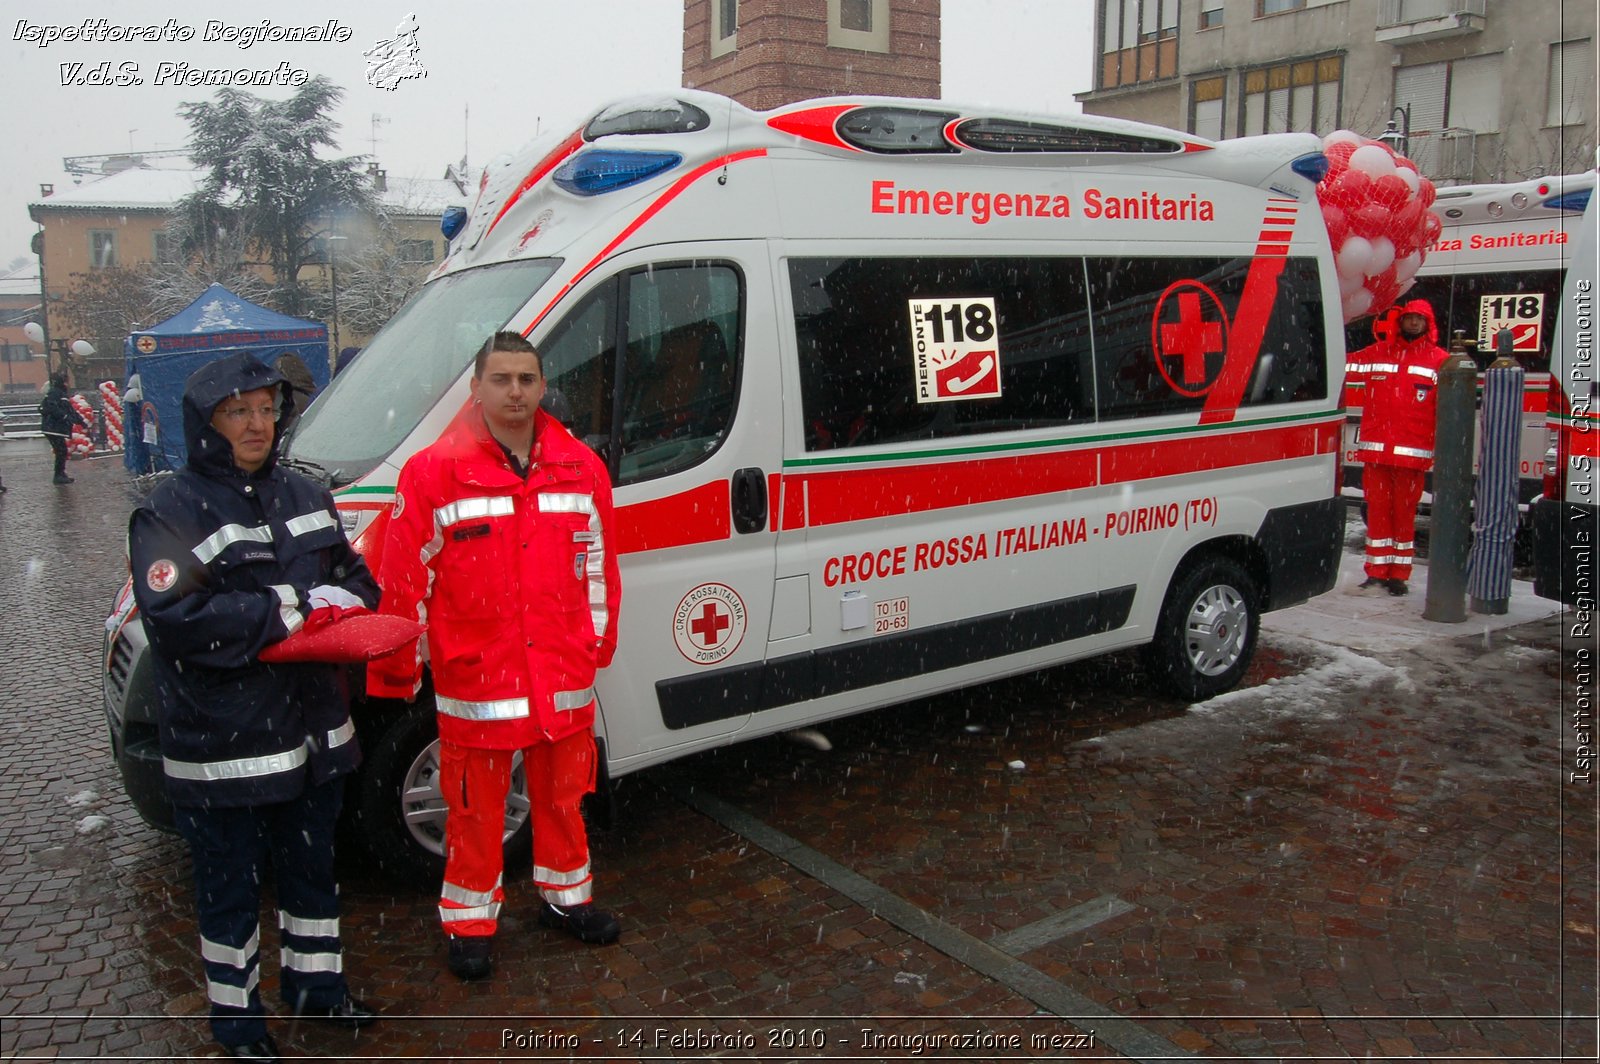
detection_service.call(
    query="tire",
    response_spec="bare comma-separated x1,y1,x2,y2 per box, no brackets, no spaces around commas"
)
346,698,533,888
1142,555,1259,702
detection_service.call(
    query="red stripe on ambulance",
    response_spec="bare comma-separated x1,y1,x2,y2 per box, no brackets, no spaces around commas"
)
1199,199,1297,425
527,149,769,334
780,420,1338,531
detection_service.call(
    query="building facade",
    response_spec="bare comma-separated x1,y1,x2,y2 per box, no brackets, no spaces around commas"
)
27,161,467,384
1077,0,1597,186
683,0,940,109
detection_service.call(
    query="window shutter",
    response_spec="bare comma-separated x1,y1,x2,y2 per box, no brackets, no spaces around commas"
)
1446,54,1501,132
1548,39,1594,127
1395,62,1447,132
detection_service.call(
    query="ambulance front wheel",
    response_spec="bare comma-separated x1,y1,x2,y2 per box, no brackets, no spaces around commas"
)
352,699,533,887
1143,555,1259,702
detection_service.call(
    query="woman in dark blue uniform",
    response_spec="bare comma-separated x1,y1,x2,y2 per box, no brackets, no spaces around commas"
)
127,353,379,1062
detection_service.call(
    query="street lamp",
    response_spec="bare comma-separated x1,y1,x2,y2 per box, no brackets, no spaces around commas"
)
1378,104,1411,158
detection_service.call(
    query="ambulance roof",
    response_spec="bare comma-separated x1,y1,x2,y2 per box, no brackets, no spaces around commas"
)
433,90,1328,281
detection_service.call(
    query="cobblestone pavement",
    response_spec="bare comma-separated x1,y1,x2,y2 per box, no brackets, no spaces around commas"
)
0,449,1594,1062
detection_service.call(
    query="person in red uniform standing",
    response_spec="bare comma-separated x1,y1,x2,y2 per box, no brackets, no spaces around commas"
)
1347,298,1452,595
368,331,622,980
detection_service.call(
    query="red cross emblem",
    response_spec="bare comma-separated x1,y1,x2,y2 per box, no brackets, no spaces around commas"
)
689,602,731,648
673,583,748,665
1151,281,1231,398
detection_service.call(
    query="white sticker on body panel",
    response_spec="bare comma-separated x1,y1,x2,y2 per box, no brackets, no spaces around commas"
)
909,297,1002,403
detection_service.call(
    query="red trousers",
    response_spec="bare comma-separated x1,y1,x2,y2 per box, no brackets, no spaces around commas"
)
1363,463,1426,581
436,730,597,938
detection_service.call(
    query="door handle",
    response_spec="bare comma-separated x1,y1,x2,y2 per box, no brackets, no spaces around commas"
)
731,467,767,535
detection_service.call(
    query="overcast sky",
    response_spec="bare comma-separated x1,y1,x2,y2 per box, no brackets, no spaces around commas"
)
1,0,1095,270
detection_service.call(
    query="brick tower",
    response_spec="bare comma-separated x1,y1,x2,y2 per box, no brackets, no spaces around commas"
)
682,0,940,110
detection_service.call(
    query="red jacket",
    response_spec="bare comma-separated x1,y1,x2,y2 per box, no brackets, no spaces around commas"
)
368,406,621,749
1346,299,1453,471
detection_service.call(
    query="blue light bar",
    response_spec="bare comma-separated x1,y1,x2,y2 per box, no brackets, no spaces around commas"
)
440,205,468,240
1543,188,1593,212
553,150,683,196
1290,153,1330,184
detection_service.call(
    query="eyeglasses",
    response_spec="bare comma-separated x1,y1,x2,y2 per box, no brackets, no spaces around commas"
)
215,403,281,425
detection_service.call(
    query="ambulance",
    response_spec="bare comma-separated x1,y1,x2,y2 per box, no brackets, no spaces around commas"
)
104,91,1346,881
1531,188,1598,605
1341,171,1597,513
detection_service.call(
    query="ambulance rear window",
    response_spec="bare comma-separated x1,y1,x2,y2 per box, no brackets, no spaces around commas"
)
837,107,959,154
955,118,1181,154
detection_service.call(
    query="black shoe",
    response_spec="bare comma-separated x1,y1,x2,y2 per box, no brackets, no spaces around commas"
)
1357,577,1385,590
447,935,493,981
221,1034,280,1061
52,474,73,484
297,994,378,1028
1387,579,1409,596
538,901,621,945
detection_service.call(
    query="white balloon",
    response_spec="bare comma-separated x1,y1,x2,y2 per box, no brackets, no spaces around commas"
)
1349,144,1398,179
1339,269,1365,297
1344,288,1375,319
1337,235,1374,278
1367,236,1397,277
71,339,96,357
23,322,43,343
1395,251,1423,282
1395,167,1420,196
1323,129,1364,149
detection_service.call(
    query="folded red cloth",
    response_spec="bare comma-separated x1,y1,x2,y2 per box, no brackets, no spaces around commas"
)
259,605,425,664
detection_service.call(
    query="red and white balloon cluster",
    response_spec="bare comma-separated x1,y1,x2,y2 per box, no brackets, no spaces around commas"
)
68,394,95,456
99,381,123,451
1317,130,1442,323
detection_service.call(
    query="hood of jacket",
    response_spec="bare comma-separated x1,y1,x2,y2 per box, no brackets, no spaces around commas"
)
1396,298,1439,346
181,353,296,478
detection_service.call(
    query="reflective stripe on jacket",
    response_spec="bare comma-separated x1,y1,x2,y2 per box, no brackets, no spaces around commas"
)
369,406,621,749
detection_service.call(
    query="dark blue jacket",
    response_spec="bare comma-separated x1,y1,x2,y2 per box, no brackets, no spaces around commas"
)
128,353,378,808
39,381,87,438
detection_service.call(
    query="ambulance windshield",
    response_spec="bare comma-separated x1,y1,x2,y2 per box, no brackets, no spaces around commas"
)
287,259,560,483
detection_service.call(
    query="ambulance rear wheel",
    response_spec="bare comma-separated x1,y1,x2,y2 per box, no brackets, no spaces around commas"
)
351,699,533,887
1144,556,1259,702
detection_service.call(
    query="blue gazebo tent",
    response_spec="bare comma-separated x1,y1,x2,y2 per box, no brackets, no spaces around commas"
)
124,284,327,471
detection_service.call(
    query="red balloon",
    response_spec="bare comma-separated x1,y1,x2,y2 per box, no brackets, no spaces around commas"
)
1324,140,1357,167
1420,211,1442,247
1323,202,1350,247
1351,201,1393,239
1417,178,1436,208
1372,174,1410,209
1327,167,1372,211
1391,197,1423,239
1394,155,1419,173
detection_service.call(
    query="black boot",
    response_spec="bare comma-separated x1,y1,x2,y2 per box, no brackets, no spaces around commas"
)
221,1034,280,1061
447,935,493,980
1386,579,1409,596
295,994,378,1028
538,901,621,945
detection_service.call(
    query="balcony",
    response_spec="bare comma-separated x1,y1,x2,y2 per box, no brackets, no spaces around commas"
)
1375,0,1486,45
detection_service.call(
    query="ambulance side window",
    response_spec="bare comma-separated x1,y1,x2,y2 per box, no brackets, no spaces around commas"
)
540,261,743,485
616,262,741,483
1089,255,1328,420
539,280,619,457
790,256,1094,451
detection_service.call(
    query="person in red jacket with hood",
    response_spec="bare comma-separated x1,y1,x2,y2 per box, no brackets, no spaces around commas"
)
1346,298,1452,595
369,331,622,981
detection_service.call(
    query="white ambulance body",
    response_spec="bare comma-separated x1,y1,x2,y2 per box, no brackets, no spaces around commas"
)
105,92,1347,875
1532,189,1599,605
1342,171,1597,511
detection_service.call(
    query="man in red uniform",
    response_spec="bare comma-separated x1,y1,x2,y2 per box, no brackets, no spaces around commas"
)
1346,299,1452,595
369,331,621,980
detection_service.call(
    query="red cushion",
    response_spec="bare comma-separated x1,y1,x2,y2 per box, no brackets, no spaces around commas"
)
260,607,424,664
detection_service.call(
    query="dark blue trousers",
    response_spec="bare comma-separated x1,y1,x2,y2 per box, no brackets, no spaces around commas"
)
173,777,349,1046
